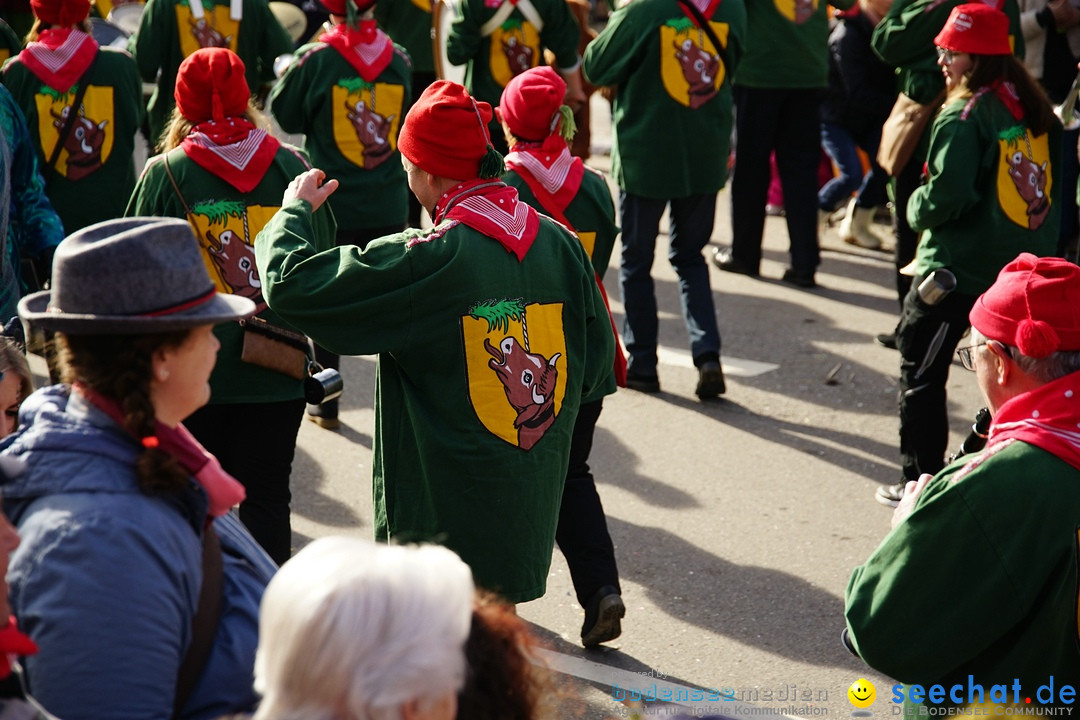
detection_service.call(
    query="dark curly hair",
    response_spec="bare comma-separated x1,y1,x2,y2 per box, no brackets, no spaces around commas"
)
57,331,193,495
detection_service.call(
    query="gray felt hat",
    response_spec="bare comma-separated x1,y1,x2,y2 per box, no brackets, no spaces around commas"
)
19,217,256,334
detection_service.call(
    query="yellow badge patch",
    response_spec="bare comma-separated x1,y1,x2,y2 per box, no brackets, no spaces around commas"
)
463,299,566,451
659,18,729,109
184,200,278,305
488,19,540,88
332,79,404,169
175,3,239,57
35,85,115,180
996,126,1053,231
774,0,817,24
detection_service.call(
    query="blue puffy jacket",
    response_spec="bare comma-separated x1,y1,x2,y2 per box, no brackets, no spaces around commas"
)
0,385,276,720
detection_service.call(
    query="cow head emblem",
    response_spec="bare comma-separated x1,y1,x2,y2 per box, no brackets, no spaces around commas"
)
501,34,534,77
50,105,106,181
674,38,720,110
344,99,394,170
206,228,266,311
188,16,231,48
1007,150,1049,230
485,336,559,451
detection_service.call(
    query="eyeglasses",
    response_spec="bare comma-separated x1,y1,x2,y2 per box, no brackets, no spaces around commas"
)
956,341,1012,371
936,47,965,66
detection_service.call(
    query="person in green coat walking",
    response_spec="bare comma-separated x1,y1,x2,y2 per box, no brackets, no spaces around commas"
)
254,80,614,604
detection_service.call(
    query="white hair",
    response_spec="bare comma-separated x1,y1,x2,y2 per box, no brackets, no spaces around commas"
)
252,537,475,720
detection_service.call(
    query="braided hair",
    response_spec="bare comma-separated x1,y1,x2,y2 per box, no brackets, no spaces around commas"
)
57,331,193,494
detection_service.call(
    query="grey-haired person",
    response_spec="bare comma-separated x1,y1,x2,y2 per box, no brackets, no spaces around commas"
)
0,217,276,719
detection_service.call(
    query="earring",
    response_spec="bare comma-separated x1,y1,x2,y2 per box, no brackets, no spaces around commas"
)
157,368,170,382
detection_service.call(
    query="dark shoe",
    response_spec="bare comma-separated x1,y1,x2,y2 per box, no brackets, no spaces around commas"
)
781,269,817,289
712,247,759,278
875,481,907,508
695,360,726,399
306,400,340,430
625,372,660,393
581,585,625,648
875,332,898,350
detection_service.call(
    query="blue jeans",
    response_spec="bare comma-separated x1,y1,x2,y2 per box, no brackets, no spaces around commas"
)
619,191,721,375
819,122,889,212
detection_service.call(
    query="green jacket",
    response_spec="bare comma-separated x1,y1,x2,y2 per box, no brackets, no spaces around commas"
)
734,0,854,89
846,439,1080,713
446,0,580,110
907,91,1059,295
375,0,434,74
2,46,144,233
254,191,614,602
270,40,412,232
583,0,745,199
131,0,292,144
126,144,337,404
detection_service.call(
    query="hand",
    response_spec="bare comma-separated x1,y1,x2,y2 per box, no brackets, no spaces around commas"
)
560,68,588,114
1049,0,1080,29
891,473,933,529
283,168,339,212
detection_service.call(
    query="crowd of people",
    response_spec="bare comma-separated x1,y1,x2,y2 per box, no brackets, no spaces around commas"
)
0,0,1068,713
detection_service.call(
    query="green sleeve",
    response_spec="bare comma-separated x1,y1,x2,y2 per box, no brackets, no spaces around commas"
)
539,0,581,70
578,237,616,402
254,0,294,85
871,0,949,69
581,7,644,88
906,104,984,233
133,0,168,82
255,199,417,356
267,49,314,135
446,0,482,67
844,470,1026,683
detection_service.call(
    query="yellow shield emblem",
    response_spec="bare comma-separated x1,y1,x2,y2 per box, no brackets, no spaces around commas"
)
35,85,115,180
332,80,405,169
997,127,1052,231
488,19,540,88
184,201,278,304
175,3,239,57
660,19,728,109
463,298,567,451
775,0,817,24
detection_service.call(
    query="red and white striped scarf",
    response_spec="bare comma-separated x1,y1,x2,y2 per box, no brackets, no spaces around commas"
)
180,117,280,193
19,27,98,94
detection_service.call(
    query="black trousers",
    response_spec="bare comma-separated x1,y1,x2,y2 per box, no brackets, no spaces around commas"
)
556,399,621,606
896,282,975,481
184,398,306,565
730,84,823,277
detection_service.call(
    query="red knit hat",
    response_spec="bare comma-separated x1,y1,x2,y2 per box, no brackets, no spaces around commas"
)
934,3,1011,56
496,67,566,142
31,0,90,26
174,48,251,124
969,253,1080,358
399,80,504,180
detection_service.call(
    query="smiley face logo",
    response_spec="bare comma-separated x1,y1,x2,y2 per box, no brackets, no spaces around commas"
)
848,678,876,709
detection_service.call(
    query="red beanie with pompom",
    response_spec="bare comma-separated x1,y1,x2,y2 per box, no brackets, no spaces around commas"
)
969,253,1080,358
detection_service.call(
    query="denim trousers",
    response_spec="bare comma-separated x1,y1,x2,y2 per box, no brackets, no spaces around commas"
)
618,190,721,374
819,122,888,212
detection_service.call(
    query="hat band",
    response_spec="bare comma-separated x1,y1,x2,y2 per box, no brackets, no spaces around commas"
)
138,287,219,317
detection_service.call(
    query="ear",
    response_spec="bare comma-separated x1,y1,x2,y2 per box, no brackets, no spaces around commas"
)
987,341,1012,386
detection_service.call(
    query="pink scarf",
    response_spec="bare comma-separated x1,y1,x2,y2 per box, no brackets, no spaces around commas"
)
321,20,393,83
19,27,98,94
180,118,281,193
986,371,1080,472
433,178,540,261
77,385,246,517
504,139,584,221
